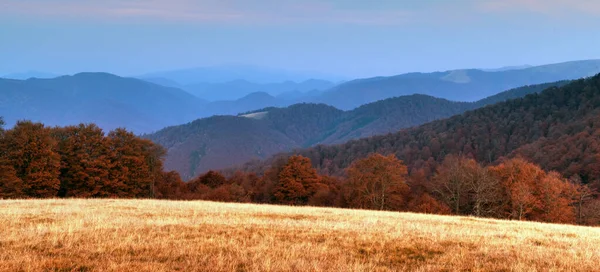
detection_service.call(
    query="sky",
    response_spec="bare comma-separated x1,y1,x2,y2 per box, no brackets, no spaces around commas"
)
1,0,600,79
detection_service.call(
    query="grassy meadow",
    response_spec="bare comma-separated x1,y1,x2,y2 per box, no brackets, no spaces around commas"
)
0,199,599,271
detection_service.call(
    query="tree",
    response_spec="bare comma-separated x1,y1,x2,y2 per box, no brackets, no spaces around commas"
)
107,128,165,198
154,171,186,199
345,153,409,210
53,124,113,197
3,121,60,198
569,175,597,224
489,158,545,220
468,165,503,217
0,117,24,198
274,155,322,205
432,155,478,215
535,172,576,223
407,193,451,215
194,170,227,189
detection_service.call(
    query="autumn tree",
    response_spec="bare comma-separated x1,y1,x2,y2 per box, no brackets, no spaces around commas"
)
2,121,60,197
344,153,409,210
569,175,597,224
195,170,227,189
0,118,24,198
52,124,113,197
489,158,545,221
407,193,451,215
469,165,503,217
107,128,165,198
154,171,186,199
273,155,322,205
434,155,503,217
534,172,576,223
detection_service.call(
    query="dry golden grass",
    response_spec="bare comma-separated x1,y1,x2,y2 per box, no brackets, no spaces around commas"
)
1,199,599,272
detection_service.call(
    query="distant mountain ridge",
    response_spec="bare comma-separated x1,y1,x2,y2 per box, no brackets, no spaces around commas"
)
0,73,207,133
311,59,600,109
138,65,346,85
2,71,60,80
146,80,568,179
180,79,334,101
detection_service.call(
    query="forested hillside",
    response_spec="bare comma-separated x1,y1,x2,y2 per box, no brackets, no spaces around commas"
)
148,81,567,178
239,74,600,184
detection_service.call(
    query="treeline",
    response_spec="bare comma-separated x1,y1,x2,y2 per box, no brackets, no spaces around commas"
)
0,119,170,198
156,153,600,226
1,117,598,226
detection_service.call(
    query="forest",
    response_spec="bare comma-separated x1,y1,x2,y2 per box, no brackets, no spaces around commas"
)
1,116,598,226
1,75,600,226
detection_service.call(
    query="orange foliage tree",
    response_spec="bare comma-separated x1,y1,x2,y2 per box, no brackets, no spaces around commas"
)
107,128,165,198
273,155,322,205
52,124,113,197
0,118,24,198
489,158,578,223
2,121,60,198
344,153,409,210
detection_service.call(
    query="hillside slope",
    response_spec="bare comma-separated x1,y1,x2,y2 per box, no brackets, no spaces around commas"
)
0,73,206,133
148,81,566,179
245,74,600,182
2,199,598,271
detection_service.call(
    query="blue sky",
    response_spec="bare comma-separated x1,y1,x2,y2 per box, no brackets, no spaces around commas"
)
1,0,599,78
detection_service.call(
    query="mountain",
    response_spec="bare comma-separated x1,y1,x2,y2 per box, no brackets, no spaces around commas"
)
138,65,346,85
182,79,334,101
0,73,206,133
201,92,286,117
146,81,567,179
140,77,183,88
240,74,600,184
313,59,600,110
481,65,532,72
2,71,60,80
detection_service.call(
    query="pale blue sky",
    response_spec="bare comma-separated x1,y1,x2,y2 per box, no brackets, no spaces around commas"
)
1,0,599,78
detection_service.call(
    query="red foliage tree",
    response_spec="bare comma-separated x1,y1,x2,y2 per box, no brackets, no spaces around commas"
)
52,124,113,197
274,155,322,205
344,153,409,210
3,121,60,198
407,193,451,215
107,128,165,198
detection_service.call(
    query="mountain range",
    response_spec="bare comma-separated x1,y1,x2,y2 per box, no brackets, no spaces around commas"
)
311,59,600,110
146,81,568,179
0,73,206,133
137,65,346,85
236,74,600,185
2,71,60,80
2,59,598,137
143,78,334,101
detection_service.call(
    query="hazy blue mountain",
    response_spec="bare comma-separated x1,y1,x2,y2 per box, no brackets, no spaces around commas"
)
2,71,60,80
201,92,286,117
0,73,206,133
182,79,334,101
312,59,600,110
147,80,566,179
481,65,532,72
138,65,346,85
140,77,183,88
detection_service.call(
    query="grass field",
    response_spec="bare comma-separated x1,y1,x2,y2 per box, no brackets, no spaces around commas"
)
1,199,599,271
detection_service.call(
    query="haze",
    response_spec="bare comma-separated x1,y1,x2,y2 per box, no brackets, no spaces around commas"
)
1,0,600,78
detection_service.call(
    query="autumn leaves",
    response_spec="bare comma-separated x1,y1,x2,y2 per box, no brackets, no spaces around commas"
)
0,121,165,198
